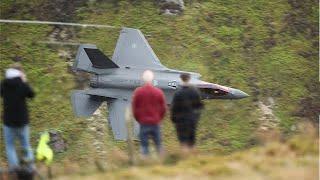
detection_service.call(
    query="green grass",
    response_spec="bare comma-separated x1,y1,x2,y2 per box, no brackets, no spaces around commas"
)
0,0,318,168
59,134,319,179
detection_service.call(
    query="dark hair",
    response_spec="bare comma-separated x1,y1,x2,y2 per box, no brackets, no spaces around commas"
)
180,73,191,82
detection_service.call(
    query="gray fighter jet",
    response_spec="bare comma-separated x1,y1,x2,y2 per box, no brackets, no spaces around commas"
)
71,27,249,140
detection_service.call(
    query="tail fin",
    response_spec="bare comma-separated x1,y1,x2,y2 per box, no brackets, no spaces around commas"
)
112,28,167,69
71,90,104,117
73,44,119,73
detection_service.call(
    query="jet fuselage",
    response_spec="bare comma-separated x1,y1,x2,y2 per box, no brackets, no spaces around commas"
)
89,68,249,103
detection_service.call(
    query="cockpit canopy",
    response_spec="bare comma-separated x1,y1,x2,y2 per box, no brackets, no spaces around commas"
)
196,83,229,99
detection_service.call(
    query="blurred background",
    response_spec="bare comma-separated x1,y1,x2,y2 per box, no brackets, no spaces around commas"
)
0,0,319,179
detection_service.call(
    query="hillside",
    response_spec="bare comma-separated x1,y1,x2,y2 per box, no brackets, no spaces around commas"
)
57,133,319,180
0,0,319,178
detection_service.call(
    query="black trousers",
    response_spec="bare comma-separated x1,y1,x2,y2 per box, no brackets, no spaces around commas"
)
174,120,198,146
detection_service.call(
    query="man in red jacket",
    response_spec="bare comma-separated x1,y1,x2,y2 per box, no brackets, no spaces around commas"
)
132,70,166,156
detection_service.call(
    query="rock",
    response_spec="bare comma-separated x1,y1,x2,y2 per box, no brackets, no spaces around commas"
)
298,51,313,58
97,131,104,136
59,29,69,40
48,28,60,42
257,99,280,131
58,49,72,60
162,9,175,16
93,141,102,146
218,139,231,146
264,38,276,49
12,55,23,62
93,109,102,115
267,97,275,107
212,50,222,58
86,117,94,122
89,126,96,132
258,101,273,116
96,126,103,132
173,9,181,14
159,0,184,15
49,130,67,153
260,126,269,131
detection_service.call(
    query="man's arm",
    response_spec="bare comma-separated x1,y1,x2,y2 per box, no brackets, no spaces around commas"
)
0,81,3,97
170,91,180,122
158,90,167,120
23,83,35,98
131,89,140,121
192,87,204,110
19,72,34,98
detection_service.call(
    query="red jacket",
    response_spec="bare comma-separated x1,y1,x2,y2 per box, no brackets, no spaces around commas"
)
132,83,166,125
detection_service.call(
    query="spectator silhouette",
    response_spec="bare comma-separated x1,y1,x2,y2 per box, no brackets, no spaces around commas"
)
171,73,204,153
132,70,166,157
1,63,35,176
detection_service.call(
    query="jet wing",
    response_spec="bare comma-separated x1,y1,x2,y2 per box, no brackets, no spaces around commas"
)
84,88,132,100
77,88,139,140
71,90,104,117
107,99,140,140
112,28,168,70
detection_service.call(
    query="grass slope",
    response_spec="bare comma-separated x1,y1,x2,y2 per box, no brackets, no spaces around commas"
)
58,134,319,180
0,0,318,169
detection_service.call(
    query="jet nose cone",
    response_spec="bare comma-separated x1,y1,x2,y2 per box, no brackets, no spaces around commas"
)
230,88,249,99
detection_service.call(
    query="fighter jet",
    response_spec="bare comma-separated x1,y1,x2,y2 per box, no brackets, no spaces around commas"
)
71,27,249,140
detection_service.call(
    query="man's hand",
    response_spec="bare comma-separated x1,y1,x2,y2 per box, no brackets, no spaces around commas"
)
21,72,27,82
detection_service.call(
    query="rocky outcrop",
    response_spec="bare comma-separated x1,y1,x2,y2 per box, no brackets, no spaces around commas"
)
258,97,279,131
86,104,109,163
49,130,68,153
159,0,185,15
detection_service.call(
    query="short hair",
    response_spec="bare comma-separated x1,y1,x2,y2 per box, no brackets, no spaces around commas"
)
142,70,154,83
10,62,23,71
180,73,191,82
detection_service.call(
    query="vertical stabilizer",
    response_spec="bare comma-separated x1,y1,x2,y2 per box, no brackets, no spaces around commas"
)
73,44,119,73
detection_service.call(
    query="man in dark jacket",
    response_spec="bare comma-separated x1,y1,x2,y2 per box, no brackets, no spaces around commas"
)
0,63,35,172
132,70,166,156
171,73,203,152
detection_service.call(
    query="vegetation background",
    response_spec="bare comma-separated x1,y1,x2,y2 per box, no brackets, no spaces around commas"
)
0,0,318,179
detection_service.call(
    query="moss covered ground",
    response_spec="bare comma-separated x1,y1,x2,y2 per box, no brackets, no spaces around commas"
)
0,0,318,178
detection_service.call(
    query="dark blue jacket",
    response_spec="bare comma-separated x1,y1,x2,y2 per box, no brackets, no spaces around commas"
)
170,85,203,123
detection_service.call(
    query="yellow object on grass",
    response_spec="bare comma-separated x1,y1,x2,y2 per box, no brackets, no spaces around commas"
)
36,132,53,165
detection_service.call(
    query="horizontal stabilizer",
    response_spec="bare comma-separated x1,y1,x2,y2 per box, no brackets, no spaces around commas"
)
71,90,104,117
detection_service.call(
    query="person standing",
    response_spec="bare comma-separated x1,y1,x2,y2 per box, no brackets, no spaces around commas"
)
171,73,204,152
0,63,35,172
132,70,167,157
